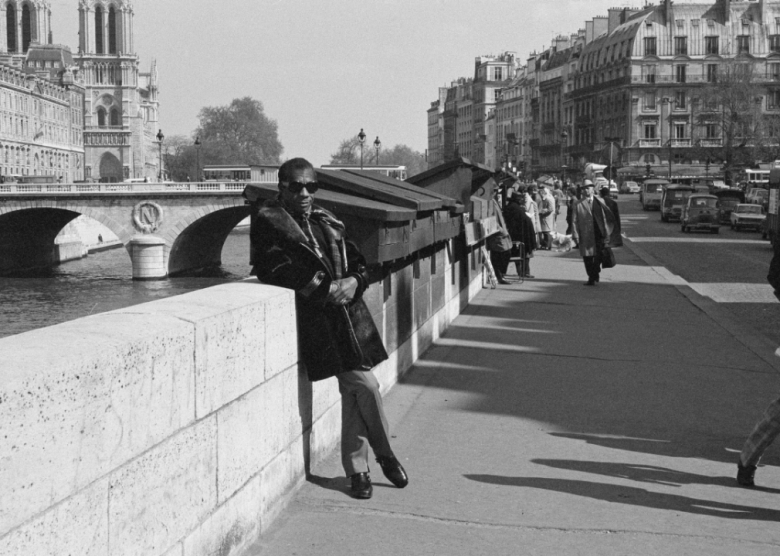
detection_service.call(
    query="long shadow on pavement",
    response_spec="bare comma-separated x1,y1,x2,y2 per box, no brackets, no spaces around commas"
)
465,474,780,521
399,267,780,467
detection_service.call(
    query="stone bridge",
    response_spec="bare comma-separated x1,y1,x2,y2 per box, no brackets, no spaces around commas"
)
0,181,252,277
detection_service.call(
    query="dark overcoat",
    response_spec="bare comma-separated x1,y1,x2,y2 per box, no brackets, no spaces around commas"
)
504,199,537,255
601,194,623,247
250,200,388,382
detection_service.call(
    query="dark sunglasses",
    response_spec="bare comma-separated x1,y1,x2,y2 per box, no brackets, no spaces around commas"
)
284,181,319,194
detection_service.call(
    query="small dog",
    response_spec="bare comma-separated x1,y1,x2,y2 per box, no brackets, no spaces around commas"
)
550,232,573,252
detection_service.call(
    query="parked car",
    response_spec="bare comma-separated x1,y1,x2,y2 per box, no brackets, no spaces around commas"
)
621,180,640,194
746,187,769,209
730,203,766,231
714,188,745,224
681,194,720,234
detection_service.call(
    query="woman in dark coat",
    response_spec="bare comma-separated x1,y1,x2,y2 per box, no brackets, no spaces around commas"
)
504,191,538,278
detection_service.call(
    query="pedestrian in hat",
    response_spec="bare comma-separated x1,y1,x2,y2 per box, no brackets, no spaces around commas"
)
571,180,616,285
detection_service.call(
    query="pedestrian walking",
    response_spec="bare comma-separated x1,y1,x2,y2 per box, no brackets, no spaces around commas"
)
571,180,615,286
538,185,556,250
249,157,408,499
565,185,578,237
524,188,541,239
504,190,537,278
599,185,623,247
736,239,780,487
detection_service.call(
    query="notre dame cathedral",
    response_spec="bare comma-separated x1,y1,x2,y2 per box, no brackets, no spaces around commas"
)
0,0,160,183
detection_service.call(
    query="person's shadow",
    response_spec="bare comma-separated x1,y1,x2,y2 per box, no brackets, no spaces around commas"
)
465,473,780,522
530,459,780,493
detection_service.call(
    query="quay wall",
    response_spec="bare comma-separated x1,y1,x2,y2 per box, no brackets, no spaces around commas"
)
0,237,486,556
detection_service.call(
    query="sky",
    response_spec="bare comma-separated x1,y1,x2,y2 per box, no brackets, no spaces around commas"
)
48,0,651,166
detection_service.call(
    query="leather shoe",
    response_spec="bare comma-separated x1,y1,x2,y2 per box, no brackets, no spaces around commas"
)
376,455,409,488
498,279,511,285
524,274,534,279
584,280,595,286
350,472,373,499
737,462,756,487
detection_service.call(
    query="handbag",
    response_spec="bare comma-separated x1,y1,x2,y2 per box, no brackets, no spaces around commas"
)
600,245,616,268
487,231,513,252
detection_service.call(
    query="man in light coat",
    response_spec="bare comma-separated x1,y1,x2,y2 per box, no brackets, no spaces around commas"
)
571,180,616,285
538,185,556,250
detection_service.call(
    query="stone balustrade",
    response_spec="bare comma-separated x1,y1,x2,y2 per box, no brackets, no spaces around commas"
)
0,235,486,556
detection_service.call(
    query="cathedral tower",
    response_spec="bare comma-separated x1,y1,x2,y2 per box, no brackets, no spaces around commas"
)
0,0,52,56
76,0,160,182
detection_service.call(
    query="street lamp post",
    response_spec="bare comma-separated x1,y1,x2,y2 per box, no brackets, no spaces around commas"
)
194,136,201,181
662,98,672,178
560,130,568,183
604,136,621,185
156,129,164,181
373,136,381,165
357,128,366,170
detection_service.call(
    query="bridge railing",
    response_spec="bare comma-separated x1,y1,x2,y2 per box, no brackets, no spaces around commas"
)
0,181,254,195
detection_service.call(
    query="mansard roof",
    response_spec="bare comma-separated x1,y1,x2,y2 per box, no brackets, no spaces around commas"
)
26,43,75,66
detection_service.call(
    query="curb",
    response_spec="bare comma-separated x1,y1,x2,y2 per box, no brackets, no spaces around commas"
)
620,235,780,375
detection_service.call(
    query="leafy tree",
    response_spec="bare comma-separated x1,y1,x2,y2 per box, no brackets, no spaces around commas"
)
162,134,198,181
329,137,428,177
195,97,283,166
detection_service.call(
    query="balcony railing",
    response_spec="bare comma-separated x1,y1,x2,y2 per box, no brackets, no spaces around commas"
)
671,139,691,147
639,139,661,147
631,74,780,85
85,125,128,131
699,139,722,147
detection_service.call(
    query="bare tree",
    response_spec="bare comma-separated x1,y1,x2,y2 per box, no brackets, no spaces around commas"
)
695,61,766,182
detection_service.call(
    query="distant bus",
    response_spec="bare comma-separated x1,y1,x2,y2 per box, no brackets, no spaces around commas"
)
744,169,770,188
320,164,407,181
202,164,279,183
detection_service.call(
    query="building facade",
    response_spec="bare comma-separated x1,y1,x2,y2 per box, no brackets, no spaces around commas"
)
76,0,161,182
0,2,86,182
429,0,780,182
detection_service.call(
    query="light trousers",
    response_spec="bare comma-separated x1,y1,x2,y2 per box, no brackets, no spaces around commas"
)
740,395,780,467
336,370,393,476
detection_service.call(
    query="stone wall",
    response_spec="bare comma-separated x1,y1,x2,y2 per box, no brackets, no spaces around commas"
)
0,237,486,556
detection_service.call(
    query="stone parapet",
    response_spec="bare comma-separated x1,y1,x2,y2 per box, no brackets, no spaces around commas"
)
0,235,485,555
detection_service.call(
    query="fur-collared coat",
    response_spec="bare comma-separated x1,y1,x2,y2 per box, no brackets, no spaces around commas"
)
571,196,616,258
250,200,388,382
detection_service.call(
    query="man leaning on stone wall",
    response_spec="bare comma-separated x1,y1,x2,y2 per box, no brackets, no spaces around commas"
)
248,157,409,499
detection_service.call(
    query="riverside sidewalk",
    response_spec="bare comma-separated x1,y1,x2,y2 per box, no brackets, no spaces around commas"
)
247,241,780,556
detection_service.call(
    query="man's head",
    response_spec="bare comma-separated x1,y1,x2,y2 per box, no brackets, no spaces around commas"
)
581,180,595,198
599,185,610,198
278,157,317,216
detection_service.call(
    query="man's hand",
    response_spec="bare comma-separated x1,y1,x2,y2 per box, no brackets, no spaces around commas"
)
327,277,359,305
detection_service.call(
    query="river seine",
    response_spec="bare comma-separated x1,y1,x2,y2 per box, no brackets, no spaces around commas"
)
0,230,252,339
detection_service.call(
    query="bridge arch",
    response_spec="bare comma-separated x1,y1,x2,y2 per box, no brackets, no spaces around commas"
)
165,204,250,275
0,204,131,274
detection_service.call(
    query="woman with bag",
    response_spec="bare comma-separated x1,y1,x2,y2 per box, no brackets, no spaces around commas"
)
504,190,537,279
487,196,513,284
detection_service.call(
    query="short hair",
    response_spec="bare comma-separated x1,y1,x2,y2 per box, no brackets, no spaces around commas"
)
278,158,315,183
